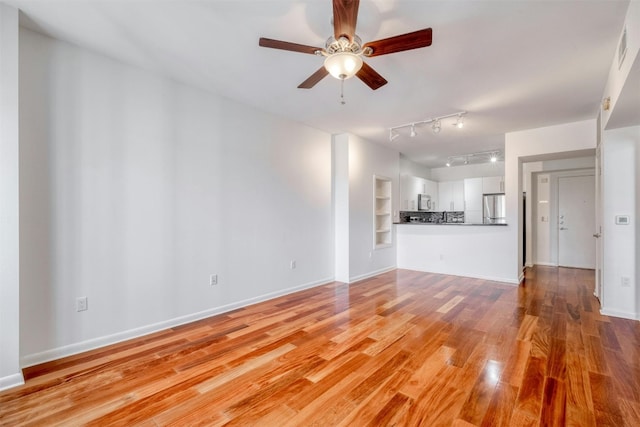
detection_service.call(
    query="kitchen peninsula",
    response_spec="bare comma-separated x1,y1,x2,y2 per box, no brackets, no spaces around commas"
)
395,217,515,284
396,164,515,284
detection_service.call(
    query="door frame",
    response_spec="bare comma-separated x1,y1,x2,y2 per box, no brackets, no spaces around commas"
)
594,125,603,301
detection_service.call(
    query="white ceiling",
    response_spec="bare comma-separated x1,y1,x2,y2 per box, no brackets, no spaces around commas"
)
7,0,631,168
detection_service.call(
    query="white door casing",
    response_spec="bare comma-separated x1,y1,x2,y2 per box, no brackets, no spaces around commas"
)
594,144,603,301
558,175,596,269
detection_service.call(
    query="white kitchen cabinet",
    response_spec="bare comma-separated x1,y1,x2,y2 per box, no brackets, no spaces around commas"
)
464,178,483,211
438,180,464,211
401,175,438,211
464,177,483,223
425,179,439,210
483,176,505,194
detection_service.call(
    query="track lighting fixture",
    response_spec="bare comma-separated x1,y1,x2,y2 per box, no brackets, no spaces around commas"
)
444,150,502,167
455,114,464,129
388,111,466,142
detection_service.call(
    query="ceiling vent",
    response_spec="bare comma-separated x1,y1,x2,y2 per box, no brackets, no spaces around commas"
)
618,26,627,69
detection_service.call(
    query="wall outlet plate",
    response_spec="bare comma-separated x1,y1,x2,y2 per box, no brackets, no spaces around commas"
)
76,296,88,312
210,274,218,286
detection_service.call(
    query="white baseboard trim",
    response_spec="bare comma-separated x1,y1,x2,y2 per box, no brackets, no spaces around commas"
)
600,308,640,321
534,262,558,267
348,266,396,284
0,372,24,392
525,263,534,268
518,271,525,283
398,267,519,286
21,276,335,369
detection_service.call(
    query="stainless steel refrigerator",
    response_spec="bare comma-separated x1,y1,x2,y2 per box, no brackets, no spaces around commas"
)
483,193,506,224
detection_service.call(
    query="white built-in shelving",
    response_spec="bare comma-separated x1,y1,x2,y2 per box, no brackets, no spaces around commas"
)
374,175,392,248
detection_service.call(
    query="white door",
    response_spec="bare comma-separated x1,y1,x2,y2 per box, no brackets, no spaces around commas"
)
558,175,596,268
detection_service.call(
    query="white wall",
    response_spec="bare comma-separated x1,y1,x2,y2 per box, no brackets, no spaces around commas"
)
399,154,431,180
601,126,638,319
18,28,334,366
0,4,22,391
601,1,640,129
637,138,640,315
505,119,597,281
340,133,399,282
430,161,505,182
333,134,350,283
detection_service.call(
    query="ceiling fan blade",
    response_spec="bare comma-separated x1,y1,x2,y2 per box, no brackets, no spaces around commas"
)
333,0,360,42
259,37,322,55
298,67,330,89
363,28,433,57
356,62,387,90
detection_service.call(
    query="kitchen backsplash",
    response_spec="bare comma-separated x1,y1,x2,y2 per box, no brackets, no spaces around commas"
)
399,211,465,223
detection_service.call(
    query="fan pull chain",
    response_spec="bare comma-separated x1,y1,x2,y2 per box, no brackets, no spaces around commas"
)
340,79,346,105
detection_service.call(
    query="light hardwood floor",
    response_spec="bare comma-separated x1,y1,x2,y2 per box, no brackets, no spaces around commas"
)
1,267,639,426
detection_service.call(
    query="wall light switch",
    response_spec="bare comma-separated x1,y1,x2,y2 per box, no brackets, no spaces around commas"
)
615,215,630,225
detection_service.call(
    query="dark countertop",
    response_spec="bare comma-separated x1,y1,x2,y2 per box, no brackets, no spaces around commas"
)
394,222,508,226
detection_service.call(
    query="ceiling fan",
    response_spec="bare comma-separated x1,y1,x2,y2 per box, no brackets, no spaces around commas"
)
258,0,433,91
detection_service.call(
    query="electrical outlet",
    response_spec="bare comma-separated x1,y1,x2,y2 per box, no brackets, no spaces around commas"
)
290,260,296,269
76,296,88,312
210,274,218,286
621,276,631,287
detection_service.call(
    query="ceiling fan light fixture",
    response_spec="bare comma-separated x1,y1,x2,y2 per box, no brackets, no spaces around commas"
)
324,52,363,80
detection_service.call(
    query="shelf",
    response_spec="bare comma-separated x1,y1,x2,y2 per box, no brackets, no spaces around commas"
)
374,175,393,249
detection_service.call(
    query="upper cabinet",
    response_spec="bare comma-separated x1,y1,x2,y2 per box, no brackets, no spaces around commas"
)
464,177,483,223
400,175,439,211
482,176,505,194
439,180,464,211
464,178,483,210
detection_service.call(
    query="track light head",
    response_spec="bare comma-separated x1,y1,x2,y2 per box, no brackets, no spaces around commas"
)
432,120,441,134
490,154,498,163
455,115,464,129
410,124,417,138
389,129,399,142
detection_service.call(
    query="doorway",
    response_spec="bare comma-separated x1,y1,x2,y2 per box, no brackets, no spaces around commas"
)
558,175,596,268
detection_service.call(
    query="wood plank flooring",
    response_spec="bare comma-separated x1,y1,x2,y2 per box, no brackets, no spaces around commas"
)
1,266,639,426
